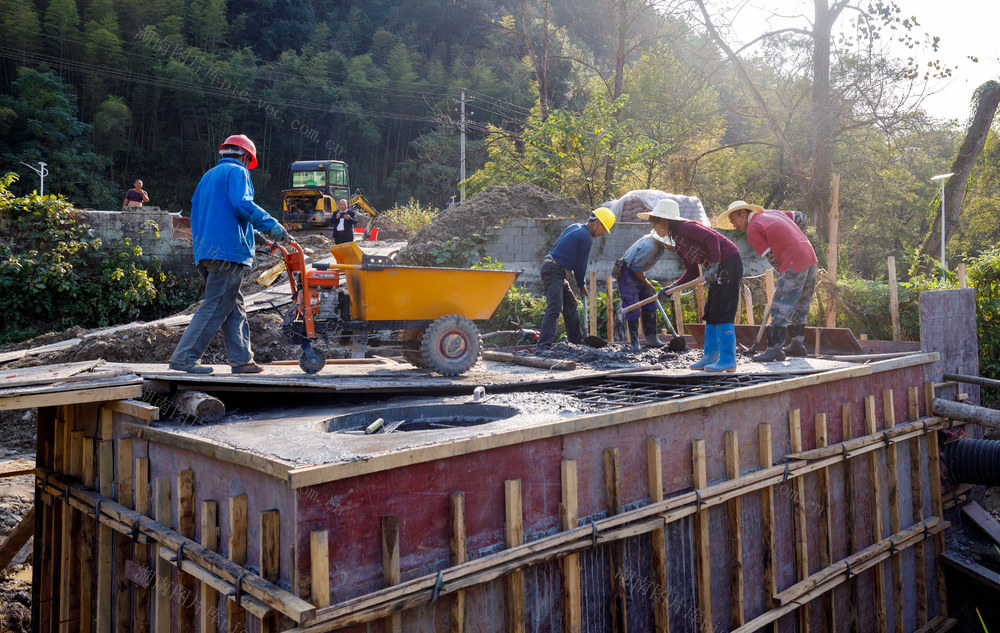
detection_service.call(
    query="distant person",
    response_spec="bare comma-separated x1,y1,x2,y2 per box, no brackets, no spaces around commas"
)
536,208,615,351
332,198,356,244
122,179,148,210
716,200,817,362
168,134,289,374
650,200,742,371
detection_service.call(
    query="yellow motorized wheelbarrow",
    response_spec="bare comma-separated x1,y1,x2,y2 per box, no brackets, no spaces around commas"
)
274,241,520,375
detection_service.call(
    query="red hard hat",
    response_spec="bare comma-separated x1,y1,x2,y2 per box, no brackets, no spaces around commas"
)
219,134,258,169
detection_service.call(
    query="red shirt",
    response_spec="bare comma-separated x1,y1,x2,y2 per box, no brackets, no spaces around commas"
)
746,210,817,273
673,221,740,284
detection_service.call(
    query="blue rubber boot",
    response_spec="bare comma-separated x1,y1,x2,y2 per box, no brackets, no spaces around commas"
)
689,324,719,370
705,323,737,372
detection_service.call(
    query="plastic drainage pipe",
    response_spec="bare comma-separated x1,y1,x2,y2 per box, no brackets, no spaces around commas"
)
942,439,1000,486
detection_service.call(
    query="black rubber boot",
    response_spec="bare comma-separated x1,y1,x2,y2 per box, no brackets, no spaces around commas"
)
783,324,807,357
627,320,640,353
642,311,664,348
752,326,787,362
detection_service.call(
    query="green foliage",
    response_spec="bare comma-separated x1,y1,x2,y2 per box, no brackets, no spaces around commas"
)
833,274,946,341
968,248,1000,390
486,284,547,333
429,233,491,267
382,198,437,235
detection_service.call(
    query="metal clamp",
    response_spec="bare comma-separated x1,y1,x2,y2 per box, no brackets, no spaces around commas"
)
845,561,853,579
172,541,186,566
63,483,72,504
431,570,444,604
695,489,703,512
882,430,892,446
841,444,851,460
230,571,248,605
888,538,898,555
591,521,599,547
130,517,142,544
782,462,790,484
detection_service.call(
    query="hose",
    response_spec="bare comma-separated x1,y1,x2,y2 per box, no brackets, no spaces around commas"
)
941,439,1000,486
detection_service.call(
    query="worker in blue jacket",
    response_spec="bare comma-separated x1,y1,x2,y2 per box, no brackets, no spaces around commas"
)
536,208,616,351
169,134,289,374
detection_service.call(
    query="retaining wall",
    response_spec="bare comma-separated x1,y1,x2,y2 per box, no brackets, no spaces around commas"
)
75,209,195,273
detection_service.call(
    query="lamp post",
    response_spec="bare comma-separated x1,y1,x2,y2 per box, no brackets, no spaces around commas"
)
21,161,48,196
931,172,954,278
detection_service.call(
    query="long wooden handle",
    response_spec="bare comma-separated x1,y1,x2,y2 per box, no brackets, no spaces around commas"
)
620,276,704,314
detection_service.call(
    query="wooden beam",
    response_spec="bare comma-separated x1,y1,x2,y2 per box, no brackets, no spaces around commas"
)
789,410,811,633
908,386,928,626
864,396,888,631
646,439,669,633
606,276,615,343
154,477,172,633
134,457,151,633
696,282,706,323
604,448,627,633
175,471,197,632
310,530,330,609
560,462,581,633
743,286,755,326
825,174,839,328
504,480,525,633
80,436,97,633
227,494,248,633
589,271,598,336
672,291,685,336
201,500,220,633
726,431,744,627
758,423,777,626
692,439,712,633
883,390,905,633
0,457,35,479
115,438,135,633
449,493,466,633
888,256,901,341
814,414,835,633
58,420,77,633
0,384,142,411
97,439,115,633
260,509,281,633
0,506,35,570
926,383,949,618
842,404,860,633
107,398,160,421
380,515,401,633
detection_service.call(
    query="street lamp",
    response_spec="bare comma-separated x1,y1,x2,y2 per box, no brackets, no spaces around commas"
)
931,172,954,278
21,161,48,196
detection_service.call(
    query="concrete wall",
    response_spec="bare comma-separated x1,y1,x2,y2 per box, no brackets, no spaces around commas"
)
484,218,771,288
75,208,195,272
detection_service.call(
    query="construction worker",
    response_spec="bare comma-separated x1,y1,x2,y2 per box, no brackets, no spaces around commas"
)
168,134,289,374
716,200,817,362
536,208,615,351
650,199,743,371
618,206,675,352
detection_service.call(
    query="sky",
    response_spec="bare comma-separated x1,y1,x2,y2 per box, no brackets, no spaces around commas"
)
719,0,997,122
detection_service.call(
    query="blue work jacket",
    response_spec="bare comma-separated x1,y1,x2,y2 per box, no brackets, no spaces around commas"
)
190,157,278,266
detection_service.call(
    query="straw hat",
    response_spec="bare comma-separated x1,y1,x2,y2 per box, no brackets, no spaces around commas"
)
637,198,683,221
715,200,765,230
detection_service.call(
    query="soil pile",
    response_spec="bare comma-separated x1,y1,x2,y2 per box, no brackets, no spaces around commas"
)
395,184,591,266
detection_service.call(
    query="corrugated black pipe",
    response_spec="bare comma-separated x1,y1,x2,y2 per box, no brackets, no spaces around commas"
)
942,439,1000,485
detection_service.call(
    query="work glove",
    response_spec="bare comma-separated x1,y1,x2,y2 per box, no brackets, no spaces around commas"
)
792,211,807,231
267,224,290,243
704,263,720,285
657,283,678,300
762,248,779,269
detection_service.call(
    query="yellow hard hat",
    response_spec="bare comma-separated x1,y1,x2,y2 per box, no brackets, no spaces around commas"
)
592,207,615,233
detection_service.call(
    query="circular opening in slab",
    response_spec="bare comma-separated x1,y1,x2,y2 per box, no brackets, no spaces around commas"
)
318,403,520,434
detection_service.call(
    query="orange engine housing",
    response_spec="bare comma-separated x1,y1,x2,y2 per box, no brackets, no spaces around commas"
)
303,269,340,288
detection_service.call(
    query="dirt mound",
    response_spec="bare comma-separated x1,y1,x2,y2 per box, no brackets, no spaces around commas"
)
396,184,591,266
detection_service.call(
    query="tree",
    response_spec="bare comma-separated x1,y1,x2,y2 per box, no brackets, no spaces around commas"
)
0,0,42,57
43,0,81,61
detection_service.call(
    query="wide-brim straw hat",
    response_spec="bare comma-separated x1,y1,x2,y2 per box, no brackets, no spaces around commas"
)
637,198,683,221
716,200,765,230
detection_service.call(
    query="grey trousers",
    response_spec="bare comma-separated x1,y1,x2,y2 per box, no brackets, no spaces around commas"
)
770,264,818,328
537,260,583,348
169,259,253,367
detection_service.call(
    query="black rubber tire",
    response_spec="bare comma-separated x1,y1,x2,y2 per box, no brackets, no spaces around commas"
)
299,347,326,374
420,315,482,376
400,329,428,368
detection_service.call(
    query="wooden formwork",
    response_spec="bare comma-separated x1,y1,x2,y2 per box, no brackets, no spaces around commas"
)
29,356,962,632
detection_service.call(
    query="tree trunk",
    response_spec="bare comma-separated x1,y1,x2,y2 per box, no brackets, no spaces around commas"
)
808,0,835,241
918,80,1000,263
602,0,629,198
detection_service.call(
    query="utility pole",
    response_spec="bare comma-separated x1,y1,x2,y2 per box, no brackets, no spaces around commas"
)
21,161,48,196
454,89,473,203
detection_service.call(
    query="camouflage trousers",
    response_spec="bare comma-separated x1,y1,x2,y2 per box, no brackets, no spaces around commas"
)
770,264,817,328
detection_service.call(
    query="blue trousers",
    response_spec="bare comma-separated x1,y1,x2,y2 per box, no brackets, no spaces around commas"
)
169,260,253,367
618,269,657,323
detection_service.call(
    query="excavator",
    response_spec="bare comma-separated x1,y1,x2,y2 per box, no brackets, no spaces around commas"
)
281,160,379,238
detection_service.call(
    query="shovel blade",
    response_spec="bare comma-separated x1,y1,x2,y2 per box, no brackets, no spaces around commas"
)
584,335,608,348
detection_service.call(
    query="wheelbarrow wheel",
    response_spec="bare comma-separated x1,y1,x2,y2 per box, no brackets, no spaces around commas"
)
299,347,326,374
400,329,428,369
420,315,482,376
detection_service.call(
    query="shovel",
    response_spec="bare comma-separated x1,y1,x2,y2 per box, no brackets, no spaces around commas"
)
620,276,704,351
653,299,687,352
580,296,607,348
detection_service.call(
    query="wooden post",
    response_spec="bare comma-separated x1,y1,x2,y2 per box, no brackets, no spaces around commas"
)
888,256,901,341
310,530,330,609
604,449,627,633
758,424,777,624
200,501,220,633
789,410,811,633
765,268,776,306
450,492,467,633
97,440,115,633
865,396,888,631
908,386,928,626
134,457,151,633
154,477,171,633
958,263,967,288
59,419,79,633
646,440,669,633
589,271,598,336
883,390,905,633
606,277,615,343
736,287,744,325
381,516,401,633
504,480,525,633
696,282,706,323
260,509,280,633
692,439,712,633
672,292,685,336
80,436,97,633
560,462,581,633
115,438,134,633
227,495,248,633
826,173,840,327
842,403,860,632
50,416,64,633
725,431,744,627
926,382,948,616
743,286,755,326
815,414,836,633
176,471,196,632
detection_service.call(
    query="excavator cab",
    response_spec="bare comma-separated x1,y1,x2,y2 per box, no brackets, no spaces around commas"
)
281,160,350,231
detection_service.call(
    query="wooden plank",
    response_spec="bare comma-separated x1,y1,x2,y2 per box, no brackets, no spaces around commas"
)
450,493,466,633
926,381,949,617
963,501,1000,546
606,277,615,343
380,515,401,633
725,431,744,627
789,410,811,633
646,439,669,633
883,390,905,633
604,448,627,633
908,386,928,627
958,263,967,289
175,471,196,632
672,291,685,336
864,395,888,631
134,457,151,633
154,477,172,633
0,359,105,388
589,271,598,336
504,480,525,633
97,439,115,633
0,506,35,570
201,500,220,633
743,286,755,326
888,256,901,341
108,398,160,421
0,383,142,411
80,436,97,633
311,530,331,609
58,419,77,633
227,494,248,633
842,404,860,633
696,282,706,323
692,439,712,633
758,424,777,627
0,457,35,478
115,438,135,633
825,176,839,328
765,268,776,306
260,509,281,633
814,414,835,633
